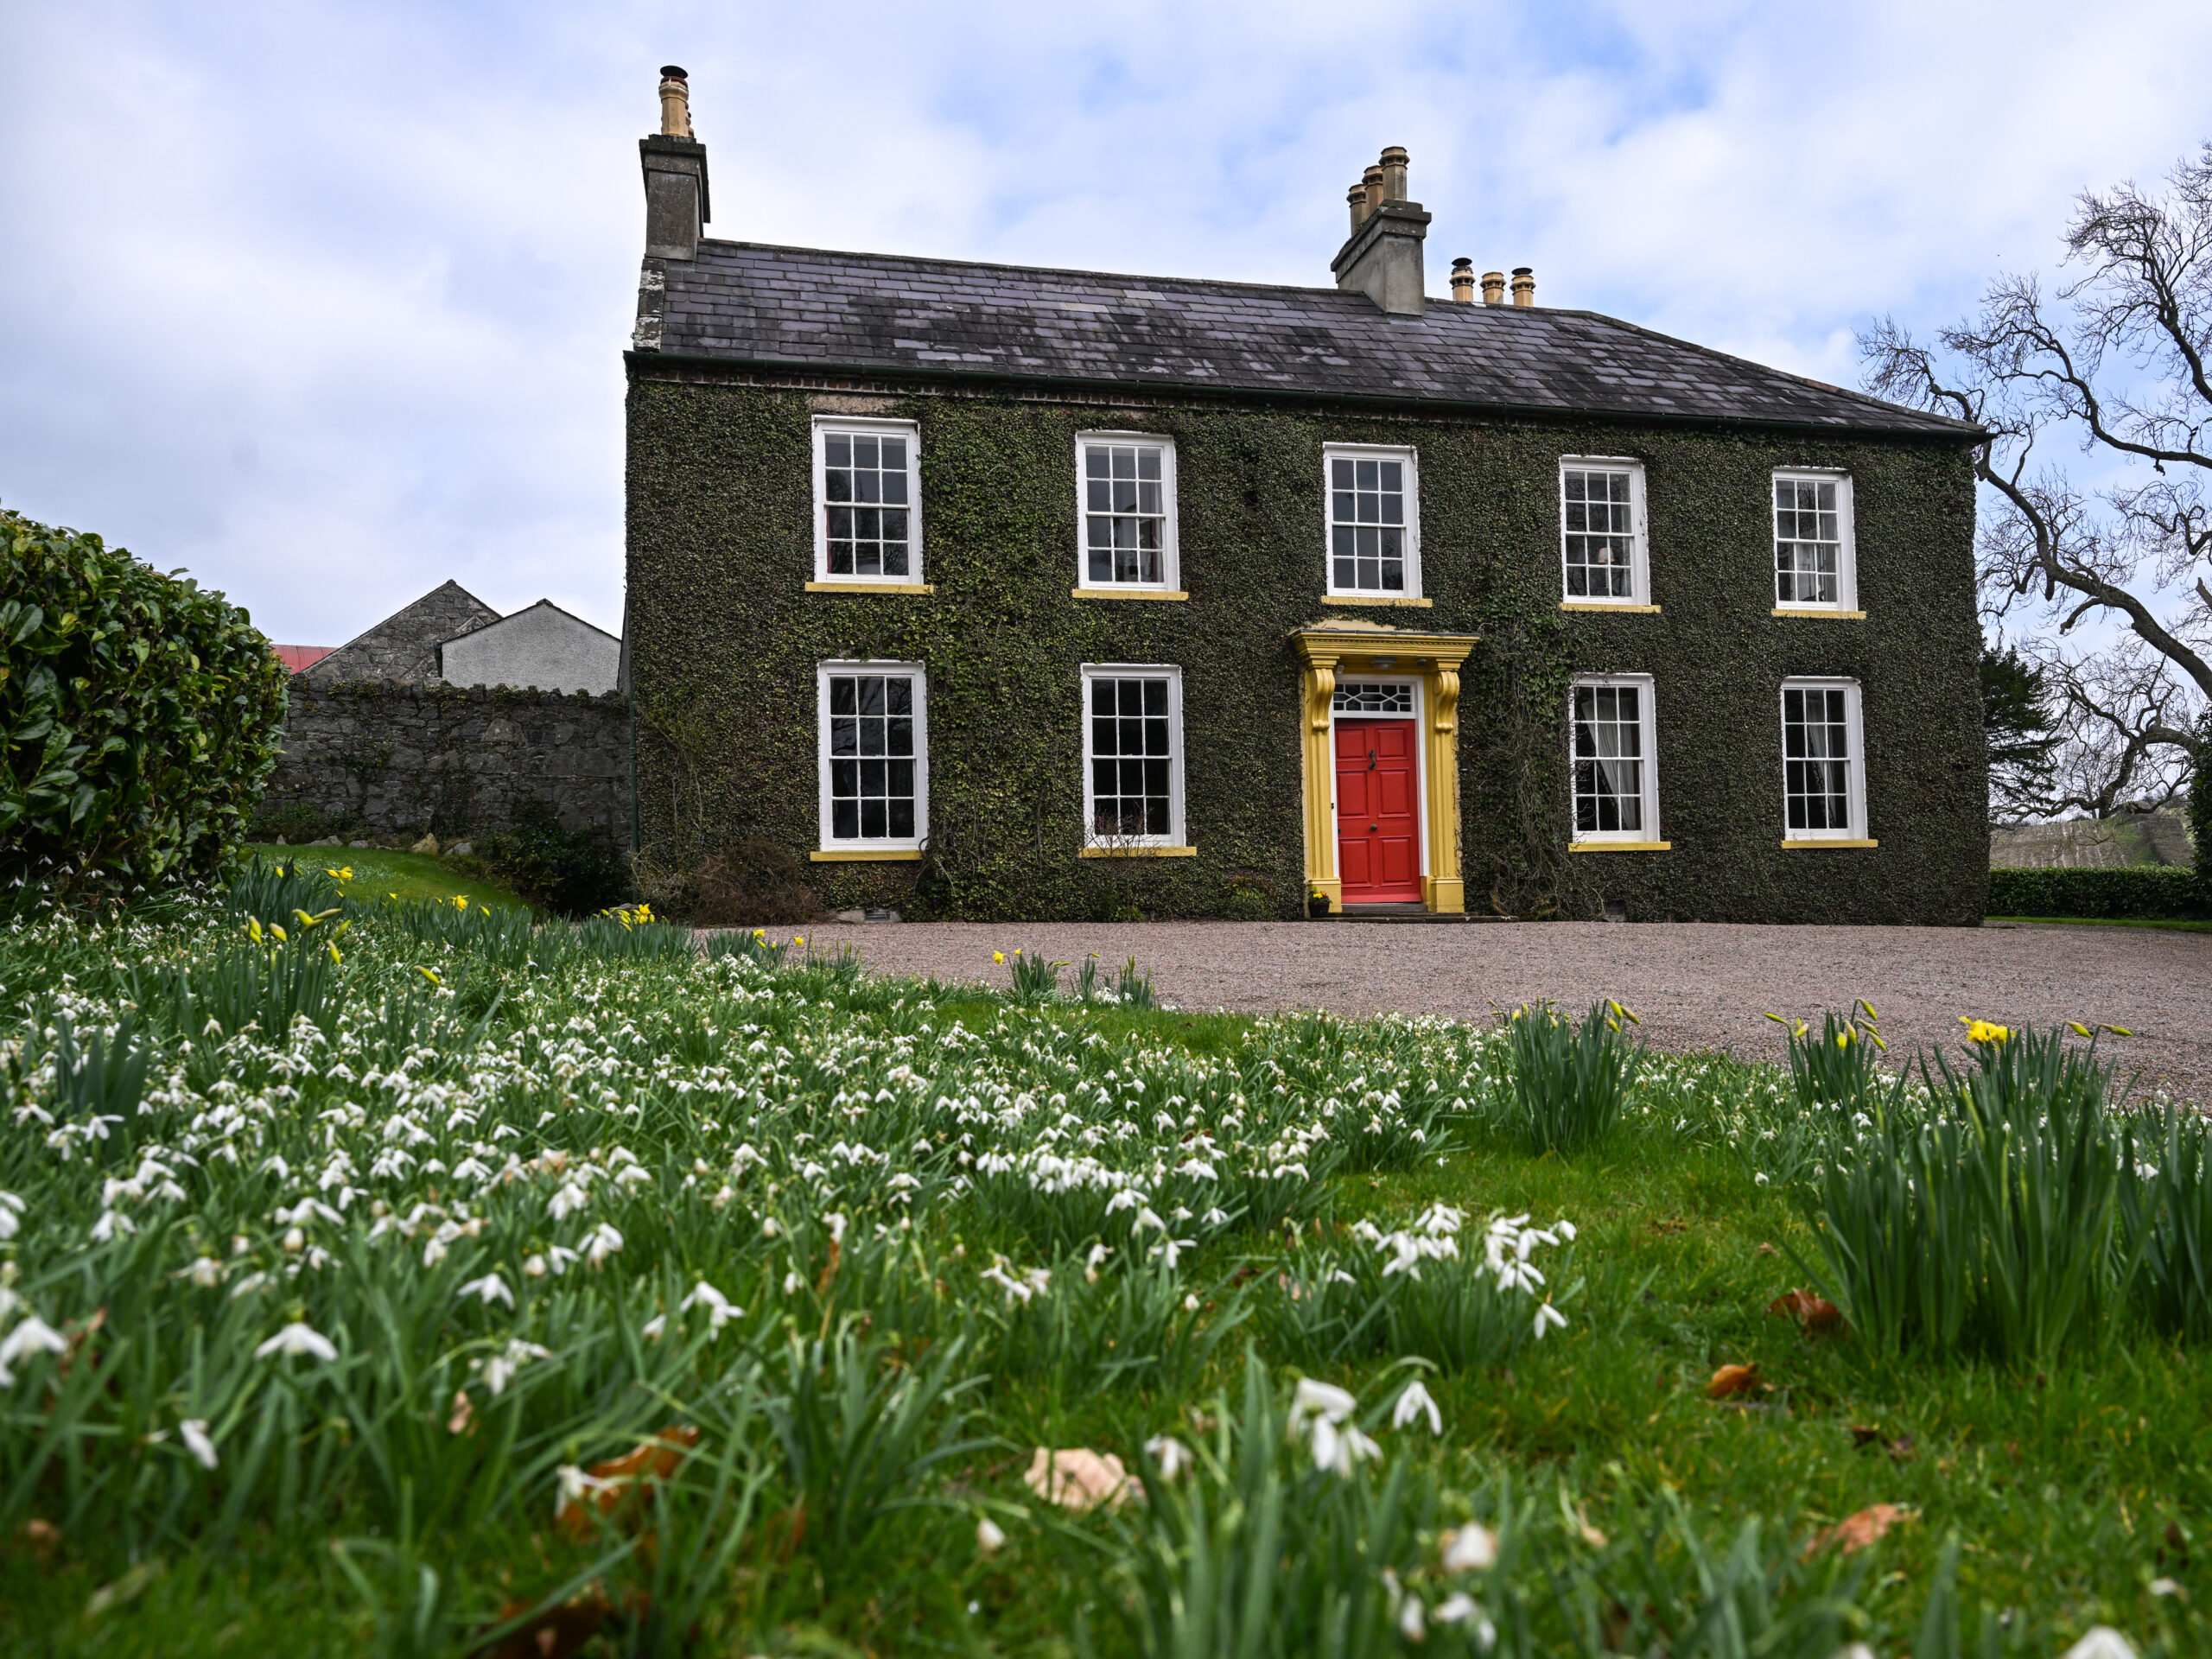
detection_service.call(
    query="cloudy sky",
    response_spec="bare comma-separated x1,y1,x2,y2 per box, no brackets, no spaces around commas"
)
3,0,2207,647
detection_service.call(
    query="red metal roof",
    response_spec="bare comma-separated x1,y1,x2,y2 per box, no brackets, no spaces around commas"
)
271,645,334,672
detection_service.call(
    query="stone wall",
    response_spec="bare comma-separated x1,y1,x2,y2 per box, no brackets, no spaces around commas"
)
305,580,499,685
265,678,631,842
1990,810,2196,869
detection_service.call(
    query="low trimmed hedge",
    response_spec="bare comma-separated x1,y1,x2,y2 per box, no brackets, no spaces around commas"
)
1986,865,2208,921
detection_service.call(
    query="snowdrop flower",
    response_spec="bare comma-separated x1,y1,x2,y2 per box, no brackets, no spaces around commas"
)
177,1256,226,1288
179,1419,219,1471
475,1339,551,1396
582,1224,624,1266
1533,1301,1568,1339
1151,1236,1195,1269
0,1192,22,1242
1182,1293,1201,1312
1441,1522,1497,1572
556,1464,615,1518
1308,1418,1382,1478
680,1281,740,1330
548,1183,591,1222
1131,1205,1166,1236
641,1314,668,1341
255,1321,339,1363
1433,1594,1495,1649
1396,1592,1427,1642
976,1516,1007,1554
456,1274,515,1308
782,1270,805,1295
0,1314,67,1384
1143,1435,1193,1480
1392,1378,1442,1436
825,1211,849,1243
1201,1207,1229,1228
1289,1377,1357,1427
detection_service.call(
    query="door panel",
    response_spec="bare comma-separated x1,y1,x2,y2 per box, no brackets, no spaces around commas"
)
1335,716,1422,903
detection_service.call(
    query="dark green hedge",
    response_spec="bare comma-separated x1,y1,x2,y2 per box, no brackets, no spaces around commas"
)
1,509,289,902
625,372,1986,925
1986,866,2208,920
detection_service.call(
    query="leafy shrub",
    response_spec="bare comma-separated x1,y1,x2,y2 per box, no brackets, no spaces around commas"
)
245,798,359,845
1986,865,2207,920
1504,1001,1644,1154
1219,874,1278,921
1,507,289,901
471,798,632,917
689,836,821,925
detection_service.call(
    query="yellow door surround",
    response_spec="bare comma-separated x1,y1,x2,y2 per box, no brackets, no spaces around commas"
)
1290,623,1481,916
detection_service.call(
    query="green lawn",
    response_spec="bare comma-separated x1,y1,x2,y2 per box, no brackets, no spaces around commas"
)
1987,913,2212,933
3,890,2205,1656
244,842,535,912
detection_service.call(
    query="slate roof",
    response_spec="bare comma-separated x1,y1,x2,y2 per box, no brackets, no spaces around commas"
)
650,240,1976,437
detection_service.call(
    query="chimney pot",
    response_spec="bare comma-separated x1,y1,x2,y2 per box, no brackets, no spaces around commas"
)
1377,146,1409,203
657,67,692,138
1348,183,1370,233
1510,266,1535,306
1450,257,1474,303
1481,270,1506,304
1362,165,1385,213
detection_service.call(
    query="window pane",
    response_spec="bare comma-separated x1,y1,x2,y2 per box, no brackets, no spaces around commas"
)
1088,675,1176,842
1080,442,1170,585
1781,685,1853,833
823,429,917,579
1571,682,1649,836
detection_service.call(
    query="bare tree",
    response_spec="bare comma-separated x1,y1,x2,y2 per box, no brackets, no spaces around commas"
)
1861,141,2212,818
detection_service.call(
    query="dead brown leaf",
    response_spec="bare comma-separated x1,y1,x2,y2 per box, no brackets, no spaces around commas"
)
1805,1503,1913,1557
1766,1288,1845,1335
1756,1243,1779,1257
1848,1424,1882,1450
1885,1435,1917,1464
1705,1363,1762,1400
448,1389,476,1437
1024,1447,1132,1512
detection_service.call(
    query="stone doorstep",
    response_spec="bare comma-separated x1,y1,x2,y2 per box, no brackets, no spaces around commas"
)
833,908,902,924
1323,904,1487,923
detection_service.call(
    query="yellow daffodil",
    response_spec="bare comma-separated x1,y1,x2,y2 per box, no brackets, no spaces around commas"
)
1958,1017,2009,1046
245,916,264,944
451,895,468,911
269,924,287,944
326,942,341,965
1835,1030,1852,1047
993,951,1005,963
791,935,805,947
325,867,353,881
417,967,442,987
1608,1000,1641,1025
2069,1021,2093,1039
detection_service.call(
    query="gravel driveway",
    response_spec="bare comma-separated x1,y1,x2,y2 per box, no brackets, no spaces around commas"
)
771,919,2212,1103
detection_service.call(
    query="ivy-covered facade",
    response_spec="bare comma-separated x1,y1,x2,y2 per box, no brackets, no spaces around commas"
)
623,84,1986,925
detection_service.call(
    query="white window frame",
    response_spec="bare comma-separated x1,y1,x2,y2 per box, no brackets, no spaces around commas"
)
1080,664,1186,849
1567,674,1661,843
1322,443,1422,599
1075,431,1179,593
1558,456,1649,606
816,660,928,852
811,416,925,585
1771,469,1857,611
1778,677,1867,842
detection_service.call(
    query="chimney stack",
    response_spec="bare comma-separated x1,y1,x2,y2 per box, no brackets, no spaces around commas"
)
1347,184,1370,235
1481,270,1506,305
1332,147,1431,319
1450,257,1474,303
639,65,711,262
1510,267,1535,307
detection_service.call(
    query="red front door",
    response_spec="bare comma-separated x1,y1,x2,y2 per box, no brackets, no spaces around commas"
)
1335,718,1422,903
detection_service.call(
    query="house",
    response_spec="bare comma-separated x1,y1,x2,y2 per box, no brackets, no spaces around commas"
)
621,68,1988,924
305,582,621,696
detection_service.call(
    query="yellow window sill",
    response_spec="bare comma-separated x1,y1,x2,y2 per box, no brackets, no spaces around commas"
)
1324,594,1434,607
810,849,925,861
1073,588,1189,601
806,581,934,594
1773,607,1865,620
1781,838,1878,849
1569,840,1671,853
1079,845,1198,858
1560,601,1662,613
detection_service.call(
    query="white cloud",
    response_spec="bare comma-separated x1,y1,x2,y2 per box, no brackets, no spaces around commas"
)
2,0,2208,643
